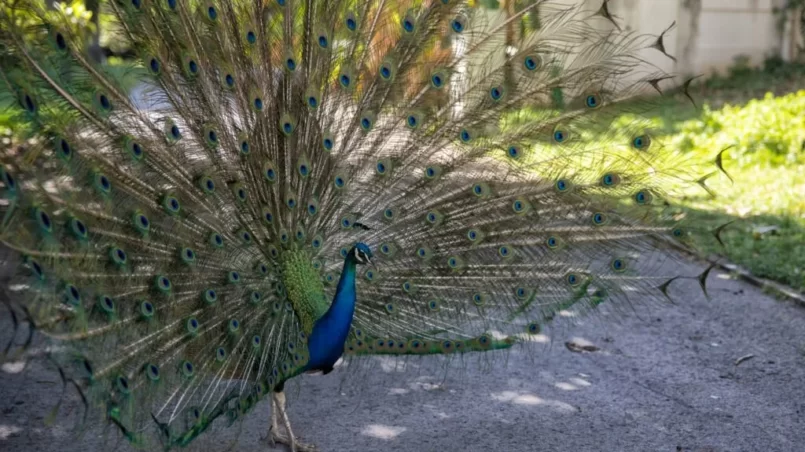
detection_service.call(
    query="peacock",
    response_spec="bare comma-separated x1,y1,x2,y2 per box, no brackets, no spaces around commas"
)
0,0,727,451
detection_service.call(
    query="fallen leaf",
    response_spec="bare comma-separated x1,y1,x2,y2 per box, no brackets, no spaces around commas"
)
565,341,600,353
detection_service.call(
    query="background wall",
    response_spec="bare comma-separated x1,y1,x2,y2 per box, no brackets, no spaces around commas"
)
606,0,791,75
470,0,798,77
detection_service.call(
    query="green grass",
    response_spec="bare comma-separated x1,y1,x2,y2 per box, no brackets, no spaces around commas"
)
626,83,805,291
503,59,805,292
635,79,805,291
672,168,805,291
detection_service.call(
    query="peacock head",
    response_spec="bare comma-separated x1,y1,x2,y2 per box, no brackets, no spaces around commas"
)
349,243,373,265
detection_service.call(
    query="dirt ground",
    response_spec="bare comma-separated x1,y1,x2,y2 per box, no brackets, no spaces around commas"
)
2,256,805,452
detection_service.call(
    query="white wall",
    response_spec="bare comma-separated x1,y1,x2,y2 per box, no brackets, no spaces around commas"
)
605,0,787,75
454,0,792,104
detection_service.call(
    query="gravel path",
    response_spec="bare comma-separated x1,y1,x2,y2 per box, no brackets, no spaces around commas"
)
2,255,805,452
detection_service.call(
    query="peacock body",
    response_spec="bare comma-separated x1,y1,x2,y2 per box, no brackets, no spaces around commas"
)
0,0,723,450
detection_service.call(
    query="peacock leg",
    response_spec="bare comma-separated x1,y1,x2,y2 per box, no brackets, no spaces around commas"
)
266,397,281,439
268,391,318,452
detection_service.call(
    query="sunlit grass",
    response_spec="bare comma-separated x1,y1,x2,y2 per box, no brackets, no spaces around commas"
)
622,90,805,291
672,166,805,291
644,90,805,291
504,84,805,291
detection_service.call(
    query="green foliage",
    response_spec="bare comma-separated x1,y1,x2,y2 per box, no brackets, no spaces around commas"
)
1,0,96,34
635,89,805,290
510,69,805,291
681,205,805,292
1,0,93,133
671,90,805,167
0,62,143,137
701,55,805,101
0,0,142,136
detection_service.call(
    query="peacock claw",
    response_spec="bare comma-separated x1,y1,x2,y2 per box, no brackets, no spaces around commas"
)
267,429,318,452
268,391,318,452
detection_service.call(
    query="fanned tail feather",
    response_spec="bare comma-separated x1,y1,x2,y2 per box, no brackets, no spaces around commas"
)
0,0,721,449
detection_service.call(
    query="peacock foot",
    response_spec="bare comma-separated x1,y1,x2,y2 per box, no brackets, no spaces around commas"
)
266,391,318,452
267,427,318,452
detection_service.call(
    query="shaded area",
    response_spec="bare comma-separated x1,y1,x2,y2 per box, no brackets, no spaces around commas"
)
672,205,805,292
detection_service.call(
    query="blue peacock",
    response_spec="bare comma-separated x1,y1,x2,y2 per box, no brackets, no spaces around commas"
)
0,0,725,451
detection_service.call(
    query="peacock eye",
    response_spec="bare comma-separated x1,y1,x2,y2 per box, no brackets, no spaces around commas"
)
490,86,503,101
523,55,539,71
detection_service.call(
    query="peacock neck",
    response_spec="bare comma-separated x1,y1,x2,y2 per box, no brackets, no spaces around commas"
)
326,257,358,325
303,255,358,372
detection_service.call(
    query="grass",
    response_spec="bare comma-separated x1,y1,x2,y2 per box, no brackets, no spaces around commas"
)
503,58,805,292
672,168,805,291
620,61,805,291
640,72,805,291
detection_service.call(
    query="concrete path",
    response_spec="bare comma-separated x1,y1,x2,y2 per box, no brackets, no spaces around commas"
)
2,255,805,452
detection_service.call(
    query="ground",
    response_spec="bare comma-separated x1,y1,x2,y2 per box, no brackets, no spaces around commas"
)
2,255,804,452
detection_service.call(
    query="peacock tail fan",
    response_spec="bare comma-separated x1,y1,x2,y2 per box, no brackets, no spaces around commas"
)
0,0,724,449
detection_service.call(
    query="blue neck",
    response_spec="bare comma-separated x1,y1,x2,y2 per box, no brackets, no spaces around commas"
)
304,257,358,371
332,258,357,312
